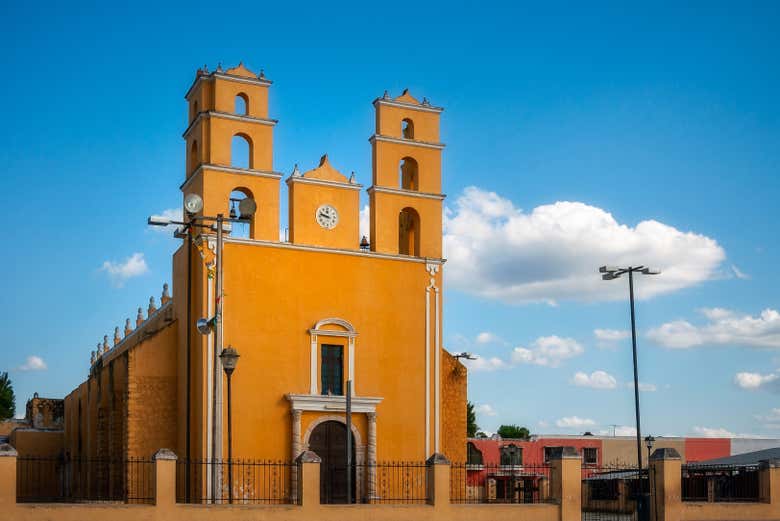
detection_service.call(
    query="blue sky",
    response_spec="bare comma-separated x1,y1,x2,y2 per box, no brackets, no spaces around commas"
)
2,1,779,438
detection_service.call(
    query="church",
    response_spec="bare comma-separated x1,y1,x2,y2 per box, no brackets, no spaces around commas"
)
54,63,466,502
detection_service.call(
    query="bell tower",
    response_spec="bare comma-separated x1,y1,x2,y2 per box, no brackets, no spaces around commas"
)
368,90,445,258
181,63,281,240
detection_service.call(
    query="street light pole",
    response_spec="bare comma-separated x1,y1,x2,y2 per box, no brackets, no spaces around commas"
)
599,265,660,521
212,213,224,503
220,346,240,505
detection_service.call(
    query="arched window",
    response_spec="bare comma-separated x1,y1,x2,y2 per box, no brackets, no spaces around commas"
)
231,133,252,169
467,442,484,466
189,140,199,175
228,188,254,239
398,207,420,256
401,118,414,139
235,93,248,115
399,157,419,191
500,444,523,466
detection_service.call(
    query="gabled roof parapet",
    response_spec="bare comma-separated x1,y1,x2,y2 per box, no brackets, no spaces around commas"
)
186,62,272,100
373,88,443,114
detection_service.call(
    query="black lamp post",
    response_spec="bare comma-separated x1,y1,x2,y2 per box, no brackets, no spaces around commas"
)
645,435,655,463
600,265,660,521
220,346,240,504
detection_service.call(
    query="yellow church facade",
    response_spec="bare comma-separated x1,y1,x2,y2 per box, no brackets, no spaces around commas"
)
60,63,466,502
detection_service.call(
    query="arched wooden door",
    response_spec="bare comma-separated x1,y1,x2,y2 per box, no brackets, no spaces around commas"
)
309,420,356,504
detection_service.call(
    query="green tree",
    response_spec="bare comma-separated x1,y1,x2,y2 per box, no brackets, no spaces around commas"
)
0,372,16,421
467,401,479,437
497,424,530,440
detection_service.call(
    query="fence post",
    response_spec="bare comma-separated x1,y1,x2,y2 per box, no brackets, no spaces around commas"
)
550,446,581,521
295,450,321,508
154,449,177,508
0,443,17,509
758,458,780,506
426,452,450,508
649,447,681,521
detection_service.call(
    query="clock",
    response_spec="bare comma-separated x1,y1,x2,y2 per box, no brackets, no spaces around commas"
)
315,204,339,229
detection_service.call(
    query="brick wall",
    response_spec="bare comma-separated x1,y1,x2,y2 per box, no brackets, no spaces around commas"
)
440,350,466,462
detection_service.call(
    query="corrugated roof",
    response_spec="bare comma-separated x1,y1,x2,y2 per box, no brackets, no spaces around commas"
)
700,446,780,465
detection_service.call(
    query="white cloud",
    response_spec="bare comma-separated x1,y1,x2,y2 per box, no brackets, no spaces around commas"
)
734,372,779,391
100,253,149,287
359,204,370,240
148,208,182,233
647,308,780,349
594,329,630,342
556,416,596,428
597,425,638,436
462,356,508,372
636,382,657,392
691,426,736,438
571,370,618,389
511,336,584,367
17,355,47,371
476,332,499,344
731,265,750,280
476,404,498,417
755,408,780,428
443,187,725,304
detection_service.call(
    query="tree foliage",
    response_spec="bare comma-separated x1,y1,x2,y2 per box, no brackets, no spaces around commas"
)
0,372,16,421
467,401,479,438
497,424,530,440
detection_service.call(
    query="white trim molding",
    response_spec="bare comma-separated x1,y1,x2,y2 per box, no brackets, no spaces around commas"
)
286,394,383,414
182,110,278,139
373,98,444,114
219,233,446,265
367,186,446,201
181,163,283,191
424,262,441,456
308,318,358,395
369,134,445,150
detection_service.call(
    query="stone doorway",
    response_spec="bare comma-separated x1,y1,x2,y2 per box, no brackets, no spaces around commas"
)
309,420,356,504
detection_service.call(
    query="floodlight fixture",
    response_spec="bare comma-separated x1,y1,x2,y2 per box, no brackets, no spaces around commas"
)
184,193,204,215
196,317,216,335
641,268,661,275
148,216,172,226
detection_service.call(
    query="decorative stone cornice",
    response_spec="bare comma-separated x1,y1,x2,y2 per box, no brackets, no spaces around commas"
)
182,110,277,139
154,448,178,461
285,175,362,191
369,134,446,150
184,71,272,101
286,394,383,413
181,163,283,191
650,447,682,460
367,185,446,201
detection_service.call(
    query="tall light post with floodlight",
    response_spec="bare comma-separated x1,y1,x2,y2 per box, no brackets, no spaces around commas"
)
150,193,257,503
599,265,660,521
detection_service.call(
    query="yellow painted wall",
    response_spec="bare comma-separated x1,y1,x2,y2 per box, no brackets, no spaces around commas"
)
288,180,360,249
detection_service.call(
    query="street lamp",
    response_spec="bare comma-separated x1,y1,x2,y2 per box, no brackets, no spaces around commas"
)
147,192,204,502
599,265,659,521
149,193,256,503
220,346,240,504
644,435,655,462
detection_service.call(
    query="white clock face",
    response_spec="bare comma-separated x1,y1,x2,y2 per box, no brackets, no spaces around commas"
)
316,204,339,229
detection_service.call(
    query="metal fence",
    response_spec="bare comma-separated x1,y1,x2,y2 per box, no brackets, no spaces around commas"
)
682,464,760,502
581,465,645,521
16,456,155,504
450,462,554,504
175,459,295,504
357,461,429,504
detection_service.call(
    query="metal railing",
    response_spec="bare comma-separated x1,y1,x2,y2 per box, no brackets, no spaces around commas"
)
356,461,429,504
450,462,554,504
682,464,760,502
175,459,295,504
16,456,155,504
